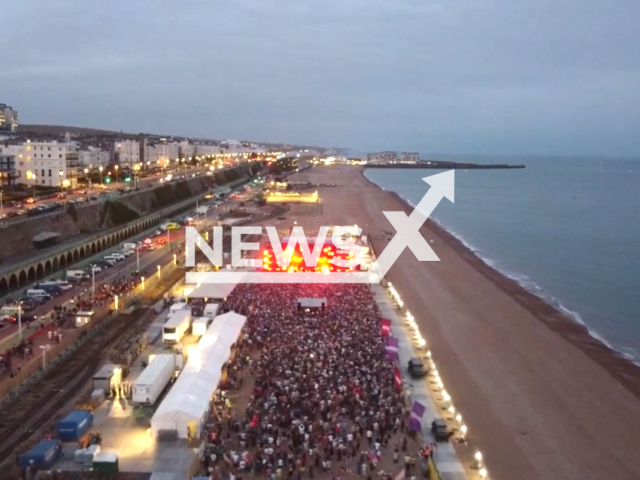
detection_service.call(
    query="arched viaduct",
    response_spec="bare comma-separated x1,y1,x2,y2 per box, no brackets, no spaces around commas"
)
0,200,196,297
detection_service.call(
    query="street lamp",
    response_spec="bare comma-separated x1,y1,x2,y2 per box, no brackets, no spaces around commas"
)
84,168,90,190
17,301,23,340
58,170,64,190
39,345,48,369
114,165,119,183
99,166,103,185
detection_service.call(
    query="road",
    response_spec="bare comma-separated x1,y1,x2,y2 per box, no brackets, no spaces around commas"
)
0,183,248,351
0,165,228,224
0,227,188,353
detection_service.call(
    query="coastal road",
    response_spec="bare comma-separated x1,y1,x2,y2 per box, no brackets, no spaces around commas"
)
0,164,221,224
0,228,188,353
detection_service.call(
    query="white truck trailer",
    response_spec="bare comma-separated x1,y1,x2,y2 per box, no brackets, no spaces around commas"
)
162,309,192,344
192,317,213,337
132,354,176,405
203,303,219,319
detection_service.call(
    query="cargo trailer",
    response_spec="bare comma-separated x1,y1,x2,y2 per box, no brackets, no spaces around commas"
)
93,452,119,474
92,364,122,395
169,302,188,315
192,317,212,337
203,303,219,319
20,439,62,470
163,309,192,344
132,354,176,405
57,410,93,442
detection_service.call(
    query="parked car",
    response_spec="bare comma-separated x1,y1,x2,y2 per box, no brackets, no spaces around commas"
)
407,358,428,378
86,265,103,274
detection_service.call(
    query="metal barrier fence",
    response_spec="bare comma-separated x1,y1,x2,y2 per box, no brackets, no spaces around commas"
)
110,260,179,311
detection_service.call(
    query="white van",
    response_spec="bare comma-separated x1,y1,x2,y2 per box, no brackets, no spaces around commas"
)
0,305,23,316
66,270,86,282
102,257,117,266
52,280,73,290
122,243,138,251
26,289,51,300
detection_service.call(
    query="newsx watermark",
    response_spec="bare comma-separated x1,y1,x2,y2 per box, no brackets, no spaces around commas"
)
185,170,455,285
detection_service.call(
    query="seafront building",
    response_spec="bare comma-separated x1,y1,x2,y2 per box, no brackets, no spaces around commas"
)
0,139,80,188
79,146,110,169
0,104,18,132
113,139,141,167
401,151,420,162
0,155,18,186
367,151,397,163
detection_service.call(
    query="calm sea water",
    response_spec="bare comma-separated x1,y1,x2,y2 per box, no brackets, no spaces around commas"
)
364,158,640,361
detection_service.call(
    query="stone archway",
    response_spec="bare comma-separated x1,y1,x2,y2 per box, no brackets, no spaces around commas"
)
8,274,18,291
91,243,97,255
45,260,52,276
18,270,27,287
36,263,45,279
53,256,60,271
80,246,85,259
28,266,36,283
60,255,66,268
66,252,73,265
73,249,79,262
0,277,8,296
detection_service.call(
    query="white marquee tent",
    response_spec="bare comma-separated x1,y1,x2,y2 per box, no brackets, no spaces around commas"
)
150,311,247,439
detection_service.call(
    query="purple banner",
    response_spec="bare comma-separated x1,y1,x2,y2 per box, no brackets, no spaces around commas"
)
386,336,400,347
411,401,426,419
408,417,422,432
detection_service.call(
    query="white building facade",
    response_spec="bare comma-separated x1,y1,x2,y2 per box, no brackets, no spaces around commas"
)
79,147,110,169
0,140,80,187
114,139,140,167
0,104,18,132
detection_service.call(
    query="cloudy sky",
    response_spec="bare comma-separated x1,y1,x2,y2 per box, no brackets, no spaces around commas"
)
2,0,639,157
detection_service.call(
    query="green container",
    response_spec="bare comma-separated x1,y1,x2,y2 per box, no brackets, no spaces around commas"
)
93,460,119,474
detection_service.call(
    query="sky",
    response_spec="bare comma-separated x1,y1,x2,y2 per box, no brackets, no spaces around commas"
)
1,0,639,157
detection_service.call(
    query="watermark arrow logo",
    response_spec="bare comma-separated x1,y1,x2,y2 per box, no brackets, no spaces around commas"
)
186,170,455,285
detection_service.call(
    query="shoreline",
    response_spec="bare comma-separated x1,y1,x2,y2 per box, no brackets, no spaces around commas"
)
361,167,640,401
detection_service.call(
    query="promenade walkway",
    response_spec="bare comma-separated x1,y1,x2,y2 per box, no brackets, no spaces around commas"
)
373,283,471,480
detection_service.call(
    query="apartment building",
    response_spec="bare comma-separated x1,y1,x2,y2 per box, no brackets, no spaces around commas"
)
0,155,18,186
0,104,18,132
178,140,195,160
28,140,80,188
366,151,397,163
195,144,219,157
79,146,110,168
114,139,140,167
142,140,171,167
400,152,420,163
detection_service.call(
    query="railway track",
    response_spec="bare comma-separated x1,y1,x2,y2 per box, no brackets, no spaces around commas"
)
0,267,186,470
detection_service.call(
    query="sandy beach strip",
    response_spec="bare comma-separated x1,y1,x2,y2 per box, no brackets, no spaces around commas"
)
275,165,640,480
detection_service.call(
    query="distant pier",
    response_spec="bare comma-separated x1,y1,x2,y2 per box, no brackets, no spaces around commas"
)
365,160,525,169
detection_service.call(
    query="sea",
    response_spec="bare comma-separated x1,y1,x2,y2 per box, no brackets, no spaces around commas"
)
363,157,640,363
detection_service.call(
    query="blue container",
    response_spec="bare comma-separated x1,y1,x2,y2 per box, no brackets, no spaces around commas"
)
56,410,93,441
19,439,62,469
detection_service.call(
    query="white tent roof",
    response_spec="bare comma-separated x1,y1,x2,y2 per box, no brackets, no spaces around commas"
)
150,311,246,438
183,279,243,300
